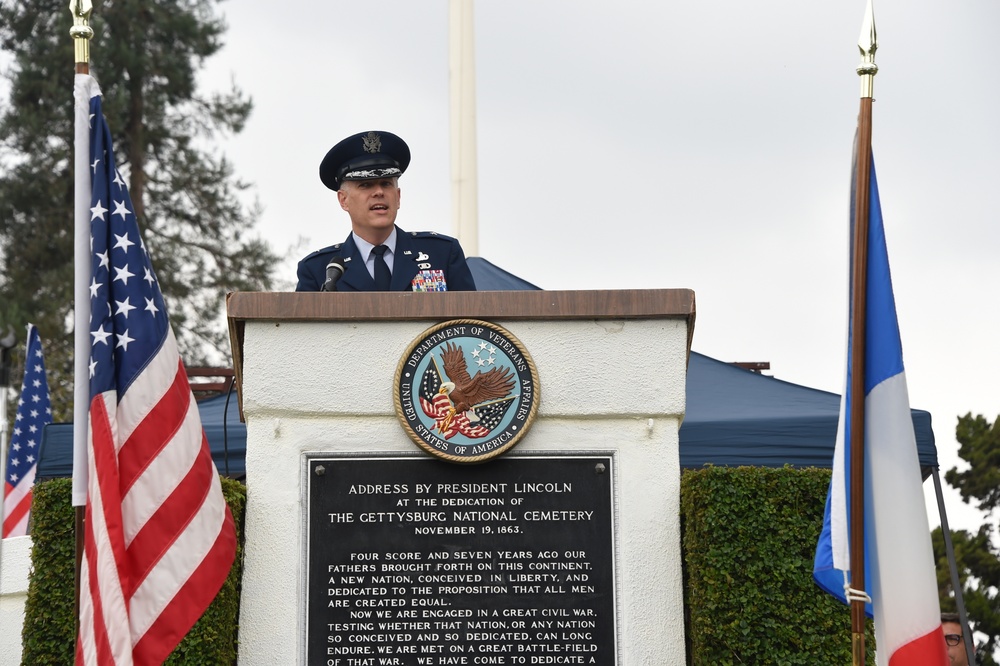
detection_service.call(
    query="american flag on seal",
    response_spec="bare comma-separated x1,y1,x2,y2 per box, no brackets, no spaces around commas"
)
74,74,236,666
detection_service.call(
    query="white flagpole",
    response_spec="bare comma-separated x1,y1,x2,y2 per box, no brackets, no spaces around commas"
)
71,0,94,505
449,0,480,256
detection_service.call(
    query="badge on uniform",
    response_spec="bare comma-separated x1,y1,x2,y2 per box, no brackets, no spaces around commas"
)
411,270,447,292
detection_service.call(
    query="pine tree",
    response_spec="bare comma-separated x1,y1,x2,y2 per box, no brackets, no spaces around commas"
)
933,413,1000,665
0,0,276,419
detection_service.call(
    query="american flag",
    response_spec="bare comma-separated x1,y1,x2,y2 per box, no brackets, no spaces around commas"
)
1,324,51,538
420,393,491,439
75,76,236,665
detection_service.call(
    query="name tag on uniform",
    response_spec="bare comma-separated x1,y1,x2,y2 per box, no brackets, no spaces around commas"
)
411,270,447,292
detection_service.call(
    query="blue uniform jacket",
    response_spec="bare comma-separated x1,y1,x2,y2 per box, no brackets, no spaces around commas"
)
295,227,477,292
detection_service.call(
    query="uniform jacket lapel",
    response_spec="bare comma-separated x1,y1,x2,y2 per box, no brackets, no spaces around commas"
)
390,229,419,291
335,233,377,291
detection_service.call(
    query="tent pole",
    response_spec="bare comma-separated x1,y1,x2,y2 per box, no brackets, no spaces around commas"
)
932,466,977,666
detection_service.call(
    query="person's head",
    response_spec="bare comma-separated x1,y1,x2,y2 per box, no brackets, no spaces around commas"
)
941,612,971,666
320,130,410,244
337,177,401,245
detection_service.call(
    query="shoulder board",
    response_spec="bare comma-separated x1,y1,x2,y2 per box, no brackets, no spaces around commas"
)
302,243,342,260
408,231,458,242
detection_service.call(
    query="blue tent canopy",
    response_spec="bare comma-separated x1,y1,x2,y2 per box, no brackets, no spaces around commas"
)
682,352,937,470
467,257,541,290
36,258,937,479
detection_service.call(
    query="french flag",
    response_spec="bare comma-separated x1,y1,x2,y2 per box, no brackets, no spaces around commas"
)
813,157,948,666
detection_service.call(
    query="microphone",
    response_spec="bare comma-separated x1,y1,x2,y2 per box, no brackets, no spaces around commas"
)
321,257,346,292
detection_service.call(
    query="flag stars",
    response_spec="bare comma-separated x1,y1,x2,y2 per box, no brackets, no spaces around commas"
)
112,199,131,220
113,264,135,285
113,232,135,253
90,277,102,298
91,200,108,221
96,250,110,270
144,297,159,316
91,326,112,346
113,170,126,189
89,357,97,378
143,267,155,286
91,158,101,173
115,297,136,319
116,330,135,351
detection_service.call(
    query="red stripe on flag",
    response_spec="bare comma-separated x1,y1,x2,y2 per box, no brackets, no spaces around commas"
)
124,432,217,597
89,395,130,592
131,508,236,665
79,496,116,666
118,361,191,495
887,625,950,666
2,489,31,536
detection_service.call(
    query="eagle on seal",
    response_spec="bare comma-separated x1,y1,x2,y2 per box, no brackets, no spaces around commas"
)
422,341,516,435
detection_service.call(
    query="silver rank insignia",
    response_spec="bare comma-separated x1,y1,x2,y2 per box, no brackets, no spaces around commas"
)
362,132,381,153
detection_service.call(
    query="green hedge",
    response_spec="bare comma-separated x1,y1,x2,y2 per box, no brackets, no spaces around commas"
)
20,477,245,665
682,466,874,665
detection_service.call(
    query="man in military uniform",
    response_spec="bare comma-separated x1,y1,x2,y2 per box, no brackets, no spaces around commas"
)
295,131,477,292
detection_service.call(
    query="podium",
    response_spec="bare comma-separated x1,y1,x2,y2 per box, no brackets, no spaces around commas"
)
227,290,694,664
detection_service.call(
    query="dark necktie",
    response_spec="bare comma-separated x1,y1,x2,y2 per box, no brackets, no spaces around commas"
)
372,244,391,290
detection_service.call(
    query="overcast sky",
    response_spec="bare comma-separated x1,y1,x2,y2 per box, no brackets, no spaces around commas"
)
191,0,1000,533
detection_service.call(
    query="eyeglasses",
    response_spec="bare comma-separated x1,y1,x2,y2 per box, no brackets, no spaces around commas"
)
944,634,962,647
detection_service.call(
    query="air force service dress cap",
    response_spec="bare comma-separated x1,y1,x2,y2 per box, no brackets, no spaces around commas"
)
319,130,411,191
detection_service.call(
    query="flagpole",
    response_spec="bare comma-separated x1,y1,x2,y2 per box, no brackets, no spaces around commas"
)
69,0,93,626
849,2,877,664
449,0,480,256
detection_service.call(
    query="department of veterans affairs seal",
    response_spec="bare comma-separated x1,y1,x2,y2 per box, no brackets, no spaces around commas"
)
394,319,539,463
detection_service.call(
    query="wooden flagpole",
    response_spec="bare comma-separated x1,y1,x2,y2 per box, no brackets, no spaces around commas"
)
850,2,878,664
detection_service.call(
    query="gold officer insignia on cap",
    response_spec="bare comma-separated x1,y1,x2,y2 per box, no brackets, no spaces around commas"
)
362,131,381,153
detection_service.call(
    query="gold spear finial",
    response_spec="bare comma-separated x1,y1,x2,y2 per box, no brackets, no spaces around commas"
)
69,0,93,67
857,0,878,98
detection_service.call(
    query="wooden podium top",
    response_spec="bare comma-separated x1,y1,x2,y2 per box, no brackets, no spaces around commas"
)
226,289,694,323
226,289,695,409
